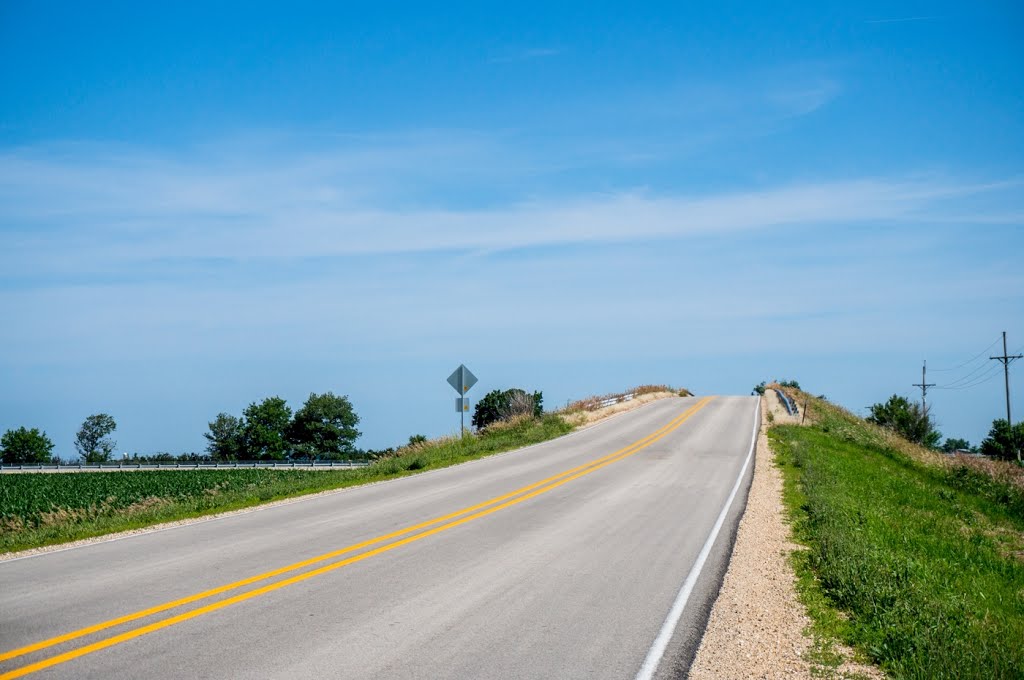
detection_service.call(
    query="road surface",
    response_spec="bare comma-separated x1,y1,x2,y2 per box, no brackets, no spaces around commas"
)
0,395,758,680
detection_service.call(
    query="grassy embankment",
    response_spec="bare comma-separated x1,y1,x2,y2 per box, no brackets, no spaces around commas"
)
772,390,1024,679
0,414,573,554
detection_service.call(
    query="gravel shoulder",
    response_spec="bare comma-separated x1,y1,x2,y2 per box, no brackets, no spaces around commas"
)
689,390,881,679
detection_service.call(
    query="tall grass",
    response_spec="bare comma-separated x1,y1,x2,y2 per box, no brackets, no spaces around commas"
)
1,414,573,554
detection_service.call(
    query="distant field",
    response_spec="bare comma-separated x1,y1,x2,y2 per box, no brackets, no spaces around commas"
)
773,396,1024,679
0,414,573,554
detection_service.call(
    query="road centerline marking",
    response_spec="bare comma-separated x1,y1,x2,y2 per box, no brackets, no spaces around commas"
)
0,397,713,680
0,398,704,665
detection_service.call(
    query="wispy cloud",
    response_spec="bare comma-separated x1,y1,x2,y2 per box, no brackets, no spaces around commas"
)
1,137,1019,275
766,79,841,117
1,134,1020,371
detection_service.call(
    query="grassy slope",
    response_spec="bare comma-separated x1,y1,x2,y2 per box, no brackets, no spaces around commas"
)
773,395,1024,679
1,414,573,554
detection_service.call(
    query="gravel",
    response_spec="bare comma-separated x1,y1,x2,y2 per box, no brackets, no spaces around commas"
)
688,390,882,679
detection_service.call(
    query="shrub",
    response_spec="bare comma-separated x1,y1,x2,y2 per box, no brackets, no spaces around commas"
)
472,388,543,429
867,395,941,449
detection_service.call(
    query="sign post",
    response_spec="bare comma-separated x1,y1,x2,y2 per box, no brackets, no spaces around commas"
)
447,364,478,435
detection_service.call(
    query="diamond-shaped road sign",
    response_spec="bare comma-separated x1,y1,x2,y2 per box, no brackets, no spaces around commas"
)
447,364,478,394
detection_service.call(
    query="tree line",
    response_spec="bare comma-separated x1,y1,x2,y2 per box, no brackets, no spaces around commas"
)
1,386,548,466
204,392,359,461
0,392,363,465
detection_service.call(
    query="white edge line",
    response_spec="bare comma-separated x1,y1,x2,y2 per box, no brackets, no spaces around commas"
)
0,396,693,565
635,396,761,680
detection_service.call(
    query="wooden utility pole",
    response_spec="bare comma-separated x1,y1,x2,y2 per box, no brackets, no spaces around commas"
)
913,360,935,413
990,331,1023,461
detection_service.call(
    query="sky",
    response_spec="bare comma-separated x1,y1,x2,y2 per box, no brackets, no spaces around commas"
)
1,1,1022,457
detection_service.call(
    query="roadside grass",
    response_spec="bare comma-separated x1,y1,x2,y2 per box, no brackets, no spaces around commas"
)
794,387,1024,510
0,414,573,554
773,418,1024,679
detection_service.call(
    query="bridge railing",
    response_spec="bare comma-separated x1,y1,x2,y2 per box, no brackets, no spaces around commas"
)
772,388,799,416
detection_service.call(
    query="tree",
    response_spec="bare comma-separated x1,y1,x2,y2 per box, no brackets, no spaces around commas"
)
867,395,941,449
751,381,767,396
288,392,360,460
240,397,293,460
1,427,55,464
75,414,117,462
941,437,971,454
979,419,1024,461
204,413,243,461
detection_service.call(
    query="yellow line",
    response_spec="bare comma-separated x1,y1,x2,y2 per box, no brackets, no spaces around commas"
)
0,397,713,679
0,397,706,665
0,398,705,663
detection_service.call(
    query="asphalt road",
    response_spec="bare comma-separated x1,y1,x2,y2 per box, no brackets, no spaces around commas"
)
0,395,758,680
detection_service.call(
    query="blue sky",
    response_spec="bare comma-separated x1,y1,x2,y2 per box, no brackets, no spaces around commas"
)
1,1,1022,456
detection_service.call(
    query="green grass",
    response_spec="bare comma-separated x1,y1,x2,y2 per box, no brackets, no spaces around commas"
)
773,421,1024,679
0,414,574,554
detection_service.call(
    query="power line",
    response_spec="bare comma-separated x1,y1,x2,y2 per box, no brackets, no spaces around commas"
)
936,359,999,388
933,342,1023,391
935,348,1022,391
934,363,1005,391
930,336,1003,372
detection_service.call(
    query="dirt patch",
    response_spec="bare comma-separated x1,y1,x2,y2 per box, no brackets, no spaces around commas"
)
689,396,881,679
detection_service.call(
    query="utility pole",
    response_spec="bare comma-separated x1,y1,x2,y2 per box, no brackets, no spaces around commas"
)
913,360,935,413
990,331,1023,461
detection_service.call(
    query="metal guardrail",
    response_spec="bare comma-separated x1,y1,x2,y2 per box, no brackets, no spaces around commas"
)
773,388,799,416
0,460,371,473
597,392,636,409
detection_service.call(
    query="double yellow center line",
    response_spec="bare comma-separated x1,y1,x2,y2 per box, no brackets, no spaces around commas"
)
0,397,713,679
